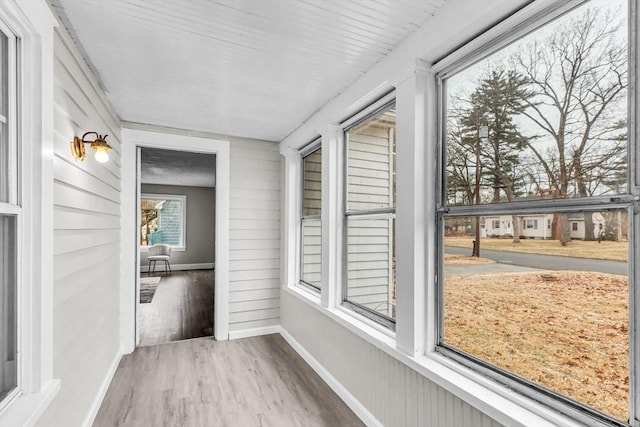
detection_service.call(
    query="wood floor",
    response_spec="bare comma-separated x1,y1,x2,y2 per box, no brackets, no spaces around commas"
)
138,269,214,347
92,334,364,427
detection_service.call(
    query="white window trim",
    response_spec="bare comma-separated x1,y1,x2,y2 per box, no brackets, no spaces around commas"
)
298,140,322,292
0,1,60,426
139,193,187,251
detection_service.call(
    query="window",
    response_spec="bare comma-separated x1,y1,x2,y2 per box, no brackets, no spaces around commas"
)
439,0,631,424
300,144,321,291
140,194,186,249
343,102,396,327
0,3,59,424
0,24,17,411
492,220,500,229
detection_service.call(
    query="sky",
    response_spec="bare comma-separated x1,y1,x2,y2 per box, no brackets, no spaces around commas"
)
445,0,628,198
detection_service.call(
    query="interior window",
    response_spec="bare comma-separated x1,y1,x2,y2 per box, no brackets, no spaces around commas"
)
140,195,186,248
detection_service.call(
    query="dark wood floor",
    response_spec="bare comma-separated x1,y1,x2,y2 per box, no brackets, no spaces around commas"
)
138,269,214,347
92,334,364,427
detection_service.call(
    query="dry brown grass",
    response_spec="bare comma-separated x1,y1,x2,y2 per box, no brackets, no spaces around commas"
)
444,254,495,265
445,237,628,262
444,270,628,421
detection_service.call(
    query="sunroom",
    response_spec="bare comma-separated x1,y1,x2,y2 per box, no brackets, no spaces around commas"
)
0,0,637,426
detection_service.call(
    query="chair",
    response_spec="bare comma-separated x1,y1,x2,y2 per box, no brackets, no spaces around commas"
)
147,244,172,275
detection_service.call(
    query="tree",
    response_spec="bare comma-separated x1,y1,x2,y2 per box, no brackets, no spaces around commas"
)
467,70,533,243
513,4,627,245
448,69,532,252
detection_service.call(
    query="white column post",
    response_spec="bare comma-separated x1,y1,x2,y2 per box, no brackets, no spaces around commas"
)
394,60,432,356
280,146,300,288
321,125,341,308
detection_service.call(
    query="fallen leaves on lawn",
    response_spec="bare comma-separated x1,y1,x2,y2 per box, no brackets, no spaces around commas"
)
444,270,628,421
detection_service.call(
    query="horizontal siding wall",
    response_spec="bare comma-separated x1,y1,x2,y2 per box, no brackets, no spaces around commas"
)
35,26,122,427
229,139,280,332
281,292,504,427
347,121,394,315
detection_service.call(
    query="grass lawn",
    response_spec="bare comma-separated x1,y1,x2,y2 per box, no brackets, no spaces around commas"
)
444,254,494,265
444,270,628,421
445,237,628,262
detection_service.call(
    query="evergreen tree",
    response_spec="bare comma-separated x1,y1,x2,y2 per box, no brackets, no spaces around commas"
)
453,69,532,248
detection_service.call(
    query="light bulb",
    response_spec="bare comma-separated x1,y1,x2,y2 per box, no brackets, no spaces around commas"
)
94,149,109,163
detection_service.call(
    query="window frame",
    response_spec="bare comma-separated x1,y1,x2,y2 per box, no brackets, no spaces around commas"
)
434,1,637,425
341,96,397,330
0,1,60,425
299,139,322,293
139,193,187,251
0,17,18,410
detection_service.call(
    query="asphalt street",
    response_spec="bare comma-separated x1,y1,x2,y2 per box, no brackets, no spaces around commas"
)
445,245,627,275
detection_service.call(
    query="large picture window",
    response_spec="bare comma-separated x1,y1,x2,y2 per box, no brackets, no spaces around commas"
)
343,102,396,326
140,194,186,249
300,144,322,291
438,0,632,424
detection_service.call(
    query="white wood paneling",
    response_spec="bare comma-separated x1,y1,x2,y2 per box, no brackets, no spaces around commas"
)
281,292,504,427
229,138,281,332
34,25,122,427
50,0,446,142
346,118,395,316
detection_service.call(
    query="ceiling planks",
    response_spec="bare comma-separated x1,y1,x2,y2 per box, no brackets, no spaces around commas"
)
50,0,446,141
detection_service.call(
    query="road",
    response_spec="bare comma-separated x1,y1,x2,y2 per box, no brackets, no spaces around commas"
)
445,246,627,275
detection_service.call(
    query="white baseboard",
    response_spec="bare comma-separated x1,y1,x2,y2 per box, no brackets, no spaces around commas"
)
140,262,214,273
228,325,280,340
82,351,122,427
278,327,382,427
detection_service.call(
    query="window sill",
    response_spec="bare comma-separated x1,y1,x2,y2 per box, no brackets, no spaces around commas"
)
283,285,396,355
294,282,322,302
0,379,60,427
283,286,591,427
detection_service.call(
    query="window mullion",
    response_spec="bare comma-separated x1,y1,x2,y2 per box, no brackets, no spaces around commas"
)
321,125,340,308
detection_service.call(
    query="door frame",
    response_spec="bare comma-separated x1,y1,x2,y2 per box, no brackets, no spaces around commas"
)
121,128,230,352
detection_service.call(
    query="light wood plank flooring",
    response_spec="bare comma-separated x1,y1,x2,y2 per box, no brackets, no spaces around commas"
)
93,334,364,427
139,270,214,347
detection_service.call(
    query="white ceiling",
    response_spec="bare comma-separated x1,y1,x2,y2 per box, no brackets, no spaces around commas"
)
141,148,216,187
50,0,447,142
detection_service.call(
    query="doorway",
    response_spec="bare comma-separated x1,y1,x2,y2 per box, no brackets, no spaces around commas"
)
121,128,230,353
137,147,216,346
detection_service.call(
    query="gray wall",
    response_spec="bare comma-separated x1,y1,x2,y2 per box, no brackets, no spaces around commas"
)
281,292,504,427
140,184,215,267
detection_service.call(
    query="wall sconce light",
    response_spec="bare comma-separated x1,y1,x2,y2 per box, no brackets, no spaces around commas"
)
70,131,112,163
